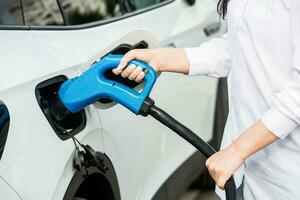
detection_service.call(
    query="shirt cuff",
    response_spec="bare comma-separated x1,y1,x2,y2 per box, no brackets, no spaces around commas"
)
261,107,298,139
184,48,214,76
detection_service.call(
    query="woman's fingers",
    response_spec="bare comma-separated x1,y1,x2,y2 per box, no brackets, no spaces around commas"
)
113,50,141,75
207,155,228,189
207,155,221,180
206,152,218,168
112,68,122,75
135,71,145,83
121,64,135,78
111,49,157,82
118,64,145,82
129,66,142,80
216,170,232,190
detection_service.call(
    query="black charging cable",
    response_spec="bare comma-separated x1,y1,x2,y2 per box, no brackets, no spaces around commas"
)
140,98,237,200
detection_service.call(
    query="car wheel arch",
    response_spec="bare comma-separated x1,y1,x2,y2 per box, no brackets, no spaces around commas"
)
63,152,121,200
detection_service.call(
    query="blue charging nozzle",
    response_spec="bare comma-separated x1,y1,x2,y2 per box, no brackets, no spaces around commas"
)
53,54,157,119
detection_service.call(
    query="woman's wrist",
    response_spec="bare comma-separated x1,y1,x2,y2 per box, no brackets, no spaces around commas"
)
226,142,248,162
158,48,190,74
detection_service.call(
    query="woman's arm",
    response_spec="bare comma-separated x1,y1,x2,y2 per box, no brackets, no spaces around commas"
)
185,33,231,77
112,33,231,82
206,120,279,189
113,48,190,79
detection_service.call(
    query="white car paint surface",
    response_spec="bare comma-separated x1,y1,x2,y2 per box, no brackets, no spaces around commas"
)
0,0,225,199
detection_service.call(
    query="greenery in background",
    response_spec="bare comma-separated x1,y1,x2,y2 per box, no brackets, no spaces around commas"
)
65,0,119,25
67,11,104,25
64,0,169,25
106,0,119,14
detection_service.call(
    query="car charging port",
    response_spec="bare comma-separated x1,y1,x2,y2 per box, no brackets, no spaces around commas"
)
35,40,148,139
35,75,86,140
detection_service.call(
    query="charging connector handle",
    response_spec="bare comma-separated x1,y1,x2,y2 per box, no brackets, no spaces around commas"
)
59,54,157,114
146,100,236,200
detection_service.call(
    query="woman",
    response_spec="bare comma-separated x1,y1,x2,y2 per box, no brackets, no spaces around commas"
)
113,0,300,199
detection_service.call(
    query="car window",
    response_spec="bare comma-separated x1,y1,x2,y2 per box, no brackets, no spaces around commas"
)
61,0,169,25
22,0,64,26
61,0,120,25
0,0,171,28
0,0,24,25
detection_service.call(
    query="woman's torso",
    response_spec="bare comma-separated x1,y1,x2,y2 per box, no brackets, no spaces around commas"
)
218,0,300,199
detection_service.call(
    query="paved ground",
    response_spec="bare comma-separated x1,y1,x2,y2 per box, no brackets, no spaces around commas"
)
180,190,220,200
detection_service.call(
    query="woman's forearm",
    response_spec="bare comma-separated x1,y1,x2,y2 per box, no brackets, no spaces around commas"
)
232,120,279,160
158,48,190,74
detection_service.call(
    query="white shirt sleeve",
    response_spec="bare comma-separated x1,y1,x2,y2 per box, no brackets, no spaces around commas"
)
185,33,231,77
261,0,300,138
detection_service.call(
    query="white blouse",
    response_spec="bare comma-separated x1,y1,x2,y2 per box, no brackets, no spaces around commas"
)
185,0,300,199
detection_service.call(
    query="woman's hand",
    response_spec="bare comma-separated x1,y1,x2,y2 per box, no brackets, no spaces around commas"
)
206,144,245,189
206,120,279,189
112,48,190,82
112,49,162,82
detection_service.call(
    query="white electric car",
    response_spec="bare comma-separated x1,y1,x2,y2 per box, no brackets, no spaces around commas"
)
0,0,226,199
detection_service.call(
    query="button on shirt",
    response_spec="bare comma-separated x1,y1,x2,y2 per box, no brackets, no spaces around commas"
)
185,0,300,199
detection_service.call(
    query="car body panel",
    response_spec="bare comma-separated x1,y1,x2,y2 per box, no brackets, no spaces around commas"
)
0,177,21,200
0,80,103,199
